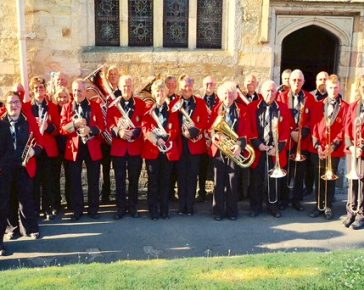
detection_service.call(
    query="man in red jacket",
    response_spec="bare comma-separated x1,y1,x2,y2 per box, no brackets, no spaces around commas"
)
60,79,105,220
175,75,208,215
249,80,290,218
310,74,348,220
277,69,316,211
142,80,181,219
107,75,145,219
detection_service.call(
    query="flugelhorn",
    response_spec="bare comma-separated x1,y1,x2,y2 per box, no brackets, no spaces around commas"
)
149,105,173,153
171,99,202,143
22,132,36,167
212,115,255,168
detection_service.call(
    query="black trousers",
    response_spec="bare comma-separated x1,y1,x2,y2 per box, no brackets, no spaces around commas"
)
212,154,240,218
1,166,38,244
68,145,100,216
346,158,364,218
250,153,281,212
199,153,213,196
54,156,71,209
305,151,314,193
311,154,340,210
34,151,57,215
112,154,142,215
177,152,201,214
101,143,111,198
146,155,172,218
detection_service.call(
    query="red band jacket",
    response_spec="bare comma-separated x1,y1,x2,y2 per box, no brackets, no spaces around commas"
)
141,102,182,161
345,100,364,157
248,100,291,169
60,99,105,161
106,96,146,157
23,100,60,158
312,97,349,158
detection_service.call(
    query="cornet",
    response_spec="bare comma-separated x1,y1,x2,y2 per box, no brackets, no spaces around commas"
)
22,132,36,167
171,99,202,143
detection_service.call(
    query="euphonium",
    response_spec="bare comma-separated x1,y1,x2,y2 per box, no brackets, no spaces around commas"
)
171,99,202,143
21,132,36,167
211,115,255,168
268,116,287,178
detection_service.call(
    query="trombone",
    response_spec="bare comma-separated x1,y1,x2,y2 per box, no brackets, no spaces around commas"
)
286,106,306,189
318,117,339,211
267,115,287,204
346,116,363,214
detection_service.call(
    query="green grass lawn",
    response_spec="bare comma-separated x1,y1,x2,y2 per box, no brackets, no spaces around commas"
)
1,250,363,289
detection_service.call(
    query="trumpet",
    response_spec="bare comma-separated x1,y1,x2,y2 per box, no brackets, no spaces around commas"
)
171,99,202,143
149,105,173,153
22,132,36,167
346,116,363,214
212,115,255,168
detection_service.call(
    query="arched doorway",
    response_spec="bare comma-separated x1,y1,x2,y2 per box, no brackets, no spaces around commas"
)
280,25,339,91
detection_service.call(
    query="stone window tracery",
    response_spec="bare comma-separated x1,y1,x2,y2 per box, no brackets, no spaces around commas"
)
95,0,120,46
197,0,222,48
128,0,153,46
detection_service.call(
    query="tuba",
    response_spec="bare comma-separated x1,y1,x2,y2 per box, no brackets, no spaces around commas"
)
84,65,114,144
211,115,255,168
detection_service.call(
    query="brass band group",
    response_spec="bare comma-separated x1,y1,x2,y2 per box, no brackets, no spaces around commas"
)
0,66,363,257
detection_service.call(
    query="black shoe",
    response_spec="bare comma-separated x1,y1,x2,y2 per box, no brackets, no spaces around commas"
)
310,209,322,218
228,216,237,221
0,245,5,256
130,212,140,218
89,213,99,219
269,208,281,218
324,208,333,220
29,232,40,240
44,214,54,221
292,202,304,211
160,214,170,219
279,203,288,211
113,212,124,220
72,213,82,221
351,218,364,230
343,215,356,228
249,211,259,217
214,216,222,221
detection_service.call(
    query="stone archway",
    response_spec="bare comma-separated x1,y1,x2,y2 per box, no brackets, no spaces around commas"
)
273,15,354,95
281,25,339,91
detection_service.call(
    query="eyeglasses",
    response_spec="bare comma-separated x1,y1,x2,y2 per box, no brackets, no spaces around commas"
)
34,85,45,90
7,100,21,105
